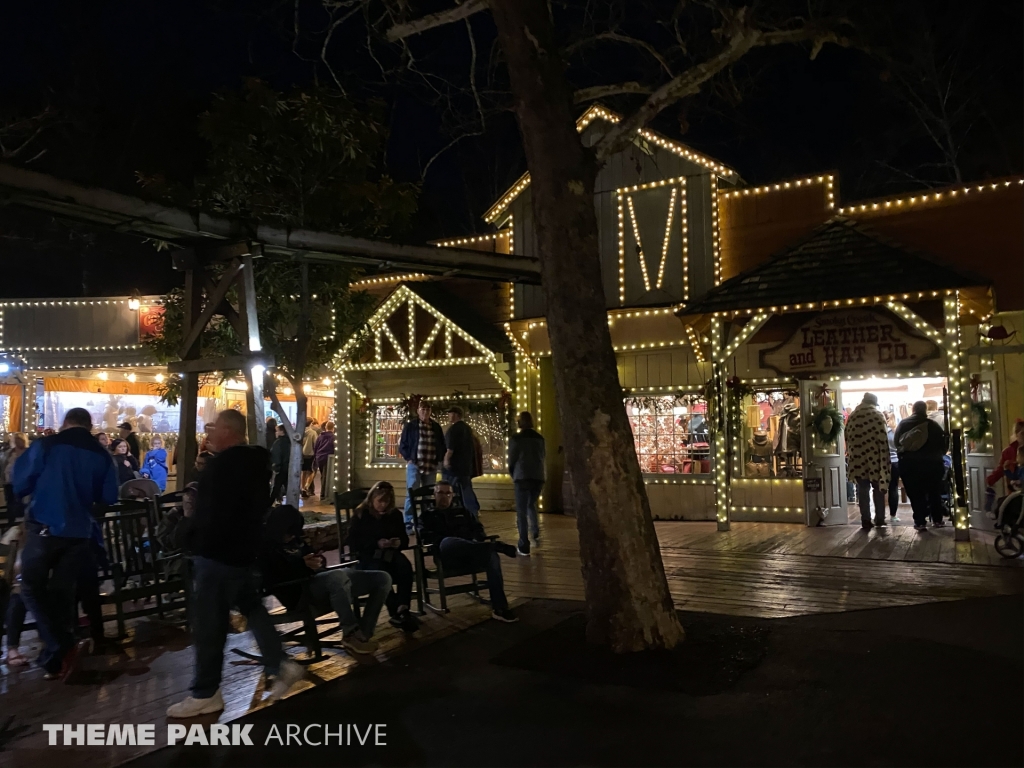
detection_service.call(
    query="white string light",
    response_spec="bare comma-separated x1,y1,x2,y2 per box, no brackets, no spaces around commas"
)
837,178,1023,215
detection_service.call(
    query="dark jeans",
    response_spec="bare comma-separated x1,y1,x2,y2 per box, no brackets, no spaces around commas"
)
76,550,105,644
442,472,480,518
438,537,508,611
19,528,90,673
899,458,944,526
359,553,414,616
514,480,542,553
888,463,901,517
190,556,285,699
307,568,391,639
5,591,27,648
3,483,24,521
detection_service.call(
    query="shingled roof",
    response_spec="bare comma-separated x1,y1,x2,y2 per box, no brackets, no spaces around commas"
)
677,218,988,317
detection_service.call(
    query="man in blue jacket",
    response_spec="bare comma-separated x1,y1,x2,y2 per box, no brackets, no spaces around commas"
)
14,407,118,680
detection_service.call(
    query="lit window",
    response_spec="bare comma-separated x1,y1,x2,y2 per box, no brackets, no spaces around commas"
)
740,390,803,478
624,394,710,474
372,405,405,463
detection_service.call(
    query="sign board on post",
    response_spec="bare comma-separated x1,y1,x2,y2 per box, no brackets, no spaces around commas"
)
138,305,165,340
761,309,940,376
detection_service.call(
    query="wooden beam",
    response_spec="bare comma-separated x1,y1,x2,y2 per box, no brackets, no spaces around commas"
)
176,269,204,489
176,260,243,359
167,354,274,375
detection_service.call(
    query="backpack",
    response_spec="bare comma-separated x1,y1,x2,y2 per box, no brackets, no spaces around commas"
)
897,422,929,454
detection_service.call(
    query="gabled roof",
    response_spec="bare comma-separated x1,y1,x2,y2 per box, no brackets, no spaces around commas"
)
676,218,989,318
483,104,738,224
402,282,512,355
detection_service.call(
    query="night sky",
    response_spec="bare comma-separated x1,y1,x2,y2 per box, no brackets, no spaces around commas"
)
0,0,1020,298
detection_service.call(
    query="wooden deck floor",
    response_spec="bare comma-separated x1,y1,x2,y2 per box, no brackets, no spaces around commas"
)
2,512,1020,767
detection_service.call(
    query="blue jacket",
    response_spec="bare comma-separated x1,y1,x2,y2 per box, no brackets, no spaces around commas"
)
14,427,119,538
398,418,446,465
142,447,169,492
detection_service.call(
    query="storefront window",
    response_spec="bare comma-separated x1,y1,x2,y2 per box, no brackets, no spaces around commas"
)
625,394,710,475
463,413,508,474
739,390,803,478
372,405,405,463
41,391,208,434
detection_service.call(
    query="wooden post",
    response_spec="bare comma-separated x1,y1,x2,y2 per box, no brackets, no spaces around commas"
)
239,256,266,449
176,268,203,490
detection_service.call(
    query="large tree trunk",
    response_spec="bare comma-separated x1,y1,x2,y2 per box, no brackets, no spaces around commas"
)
490,0,684,652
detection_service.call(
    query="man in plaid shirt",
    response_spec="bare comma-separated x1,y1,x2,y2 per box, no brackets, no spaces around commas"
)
398,400,446,529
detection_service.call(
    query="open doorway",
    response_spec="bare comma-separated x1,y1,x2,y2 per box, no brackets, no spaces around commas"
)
839,376,949,526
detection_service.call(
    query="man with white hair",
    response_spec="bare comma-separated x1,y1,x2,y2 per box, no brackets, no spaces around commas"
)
845,393,891,529
167,409,303,718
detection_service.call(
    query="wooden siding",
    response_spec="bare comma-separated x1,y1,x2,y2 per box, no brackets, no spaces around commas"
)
718,182,832,281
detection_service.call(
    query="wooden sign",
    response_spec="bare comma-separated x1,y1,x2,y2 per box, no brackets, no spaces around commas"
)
803,477,823,492
761,309,939,376
138,305,165,340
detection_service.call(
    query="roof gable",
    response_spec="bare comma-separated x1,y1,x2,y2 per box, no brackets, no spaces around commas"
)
483,104,738,224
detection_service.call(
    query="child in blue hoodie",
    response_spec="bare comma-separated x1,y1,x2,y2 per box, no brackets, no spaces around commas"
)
142,436,169,492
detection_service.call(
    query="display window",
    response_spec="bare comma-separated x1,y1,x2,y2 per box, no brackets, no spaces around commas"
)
371,404,405,464
738,389,803,478
41,391,220,434
625,394,710,475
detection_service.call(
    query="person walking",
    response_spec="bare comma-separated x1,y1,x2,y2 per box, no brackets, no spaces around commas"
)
166,409,303,718
300,419,319,498
270,424,291,503
894,400,948,530
845,393,891,529
398,399,446,529
2,433,28,521
884,412,901,523
118,422,141,462
265,417,278,451
508,411,546,554
442,406,480,518
313,422,336,501
13,407,119,680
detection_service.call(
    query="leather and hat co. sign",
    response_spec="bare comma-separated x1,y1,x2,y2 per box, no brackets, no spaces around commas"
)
760,309,940,376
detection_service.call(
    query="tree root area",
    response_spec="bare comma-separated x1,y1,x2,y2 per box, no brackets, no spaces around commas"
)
491,611,770,696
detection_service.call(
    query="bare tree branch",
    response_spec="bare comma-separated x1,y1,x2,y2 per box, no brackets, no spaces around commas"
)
573,82,654,103
594,12,847,163
385,0,489,42
564,31,676,79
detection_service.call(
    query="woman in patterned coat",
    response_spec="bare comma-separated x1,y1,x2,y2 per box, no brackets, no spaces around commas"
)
845,393,891,529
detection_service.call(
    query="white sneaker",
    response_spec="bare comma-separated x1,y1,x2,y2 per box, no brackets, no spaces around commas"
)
517,548,530,557
268,659,305,701
167,689,225,718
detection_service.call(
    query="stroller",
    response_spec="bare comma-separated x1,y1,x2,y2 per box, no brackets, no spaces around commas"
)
992,491,1024,559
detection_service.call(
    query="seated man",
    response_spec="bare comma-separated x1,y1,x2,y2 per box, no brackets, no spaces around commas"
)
419,481,519,623
260,506,392,655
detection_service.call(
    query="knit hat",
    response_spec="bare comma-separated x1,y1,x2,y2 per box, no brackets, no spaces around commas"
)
862,393,879,406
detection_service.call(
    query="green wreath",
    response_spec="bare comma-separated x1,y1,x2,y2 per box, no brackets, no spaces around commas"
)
965,401,991,441
810,404,844,446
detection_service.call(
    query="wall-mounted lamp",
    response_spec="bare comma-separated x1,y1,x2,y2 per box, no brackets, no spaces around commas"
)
128,290,141,311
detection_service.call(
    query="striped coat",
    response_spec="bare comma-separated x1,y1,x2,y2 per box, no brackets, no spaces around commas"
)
845,403,891,492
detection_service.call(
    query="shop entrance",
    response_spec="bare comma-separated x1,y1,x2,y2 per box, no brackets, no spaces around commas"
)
837,375,949,527
800,379,847,526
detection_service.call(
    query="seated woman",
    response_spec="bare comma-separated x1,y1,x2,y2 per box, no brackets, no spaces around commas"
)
260,505,392,655
349,482,419,632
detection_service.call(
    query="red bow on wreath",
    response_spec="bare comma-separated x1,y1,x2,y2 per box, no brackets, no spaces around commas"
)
817,383,833,408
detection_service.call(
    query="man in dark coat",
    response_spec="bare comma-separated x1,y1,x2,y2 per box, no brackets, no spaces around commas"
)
442,406,480,518
894,400,948,530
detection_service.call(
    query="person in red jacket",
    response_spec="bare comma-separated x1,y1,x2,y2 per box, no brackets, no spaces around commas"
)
988,419,1024,493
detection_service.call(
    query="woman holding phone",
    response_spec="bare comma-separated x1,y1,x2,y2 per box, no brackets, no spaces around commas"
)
349,481,419,632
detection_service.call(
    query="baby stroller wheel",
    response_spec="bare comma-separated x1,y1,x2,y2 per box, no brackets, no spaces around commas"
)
994,533,1023,559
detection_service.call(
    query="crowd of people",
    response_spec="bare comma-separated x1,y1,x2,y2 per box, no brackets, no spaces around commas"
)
0,399,546,720
845,394,1023,531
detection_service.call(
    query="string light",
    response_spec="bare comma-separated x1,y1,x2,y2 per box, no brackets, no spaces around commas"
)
709,290,949,319
711,176,721,285
684,325,705,364
485,105,736,224
350,273,428,288
836,178,1022,215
